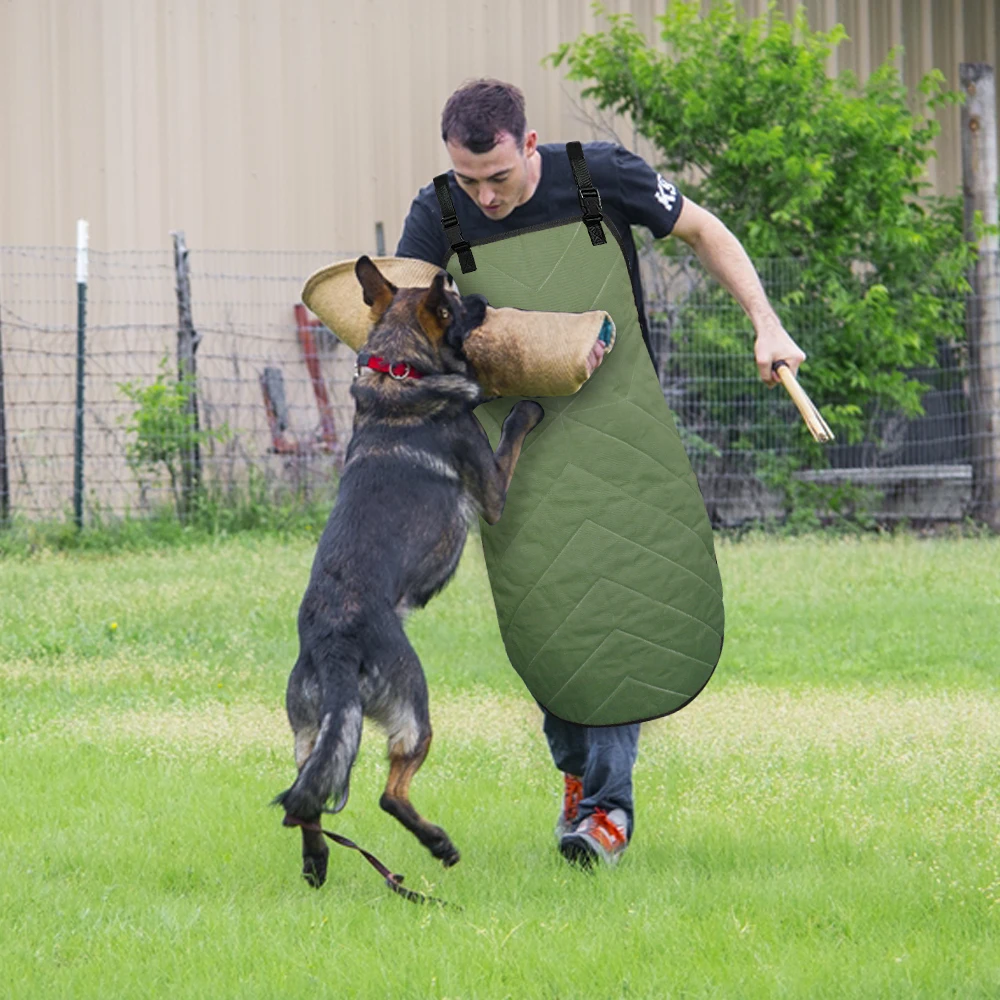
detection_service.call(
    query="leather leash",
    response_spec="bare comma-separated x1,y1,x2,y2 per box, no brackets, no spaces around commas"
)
283,815,459,909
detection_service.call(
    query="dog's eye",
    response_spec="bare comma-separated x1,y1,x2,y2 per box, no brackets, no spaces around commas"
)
438,307,451,322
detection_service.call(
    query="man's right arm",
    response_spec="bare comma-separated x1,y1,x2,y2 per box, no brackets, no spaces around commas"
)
395,197,448,265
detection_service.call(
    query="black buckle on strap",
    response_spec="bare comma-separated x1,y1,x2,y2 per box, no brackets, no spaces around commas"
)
578,186,603,221
441,215,464,245
441,213,475,269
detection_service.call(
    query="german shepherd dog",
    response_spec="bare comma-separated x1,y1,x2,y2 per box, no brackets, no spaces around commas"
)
274,256,544,888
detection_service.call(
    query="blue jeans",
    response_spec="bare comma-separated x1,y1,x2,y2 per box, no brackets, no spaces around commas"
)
537,701,640,840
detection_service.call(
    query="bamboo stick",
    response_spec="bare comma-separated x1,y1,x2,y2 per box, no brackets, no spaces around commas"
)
772,361,835,443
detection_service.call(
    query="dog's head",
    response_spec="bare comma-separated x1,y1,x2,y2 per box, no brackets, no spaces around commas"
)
354,255,488,376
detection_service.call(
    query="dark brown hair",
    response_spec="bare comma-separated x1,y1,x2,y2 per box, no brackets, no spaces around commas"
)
440,79,527,153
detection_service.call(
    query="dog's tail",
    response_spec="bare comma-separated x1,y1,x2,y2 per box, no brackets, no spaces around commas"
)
273,691,363,821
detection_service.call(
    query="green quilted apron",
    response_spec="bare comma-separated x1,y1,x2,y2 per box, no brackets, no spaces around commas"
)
434,142,724,726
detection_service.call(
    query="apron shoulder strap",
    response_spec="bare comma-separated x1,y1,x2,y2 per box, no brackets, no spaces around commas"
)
433,174,478,273
565,142,607,247
432,141,607,270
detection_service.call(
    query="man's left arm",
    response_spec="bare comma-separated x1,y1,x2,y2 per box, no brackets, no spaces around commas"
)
670,198,805,386
613,145,804,385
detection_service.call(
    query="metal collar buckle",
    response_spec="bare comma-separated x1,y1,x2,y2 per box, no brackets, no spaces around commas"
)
356,352,422,381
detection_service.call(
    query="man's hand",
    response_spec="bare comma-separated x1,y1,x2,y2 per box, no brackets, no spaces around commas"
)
753,312,806,387
585,338,606,377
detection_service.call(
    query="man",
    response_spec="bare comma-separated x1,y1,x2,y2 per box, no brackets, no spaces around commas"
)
395,79,805,868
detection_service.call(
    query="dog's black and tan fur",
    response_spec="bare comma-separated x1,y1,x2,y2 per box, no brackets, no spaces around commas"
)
275,256,543,887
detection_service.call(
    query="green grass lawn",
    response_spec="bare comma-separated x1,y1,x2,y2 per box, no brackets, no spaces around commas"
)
1,533,998,998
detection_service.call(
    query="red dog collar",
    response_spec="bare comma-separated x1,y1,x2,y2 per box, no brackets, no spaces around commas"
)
356,352,425,380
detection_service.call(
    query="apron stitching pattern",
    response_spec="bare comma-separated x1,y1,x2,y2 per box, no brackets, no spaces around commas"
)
542,610,721,711
491,453,722,580
503,516,725,639
527,598,725,696
563,411,709,507
580,673,692,725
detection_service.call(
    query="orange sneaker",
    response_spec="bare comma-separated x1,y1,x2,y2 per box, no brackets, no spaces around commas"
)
555,773,584,840
559,807,629,867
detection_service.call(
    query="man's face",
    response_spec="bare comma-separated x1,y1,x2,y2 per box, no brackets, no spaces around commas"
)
446,130,538,221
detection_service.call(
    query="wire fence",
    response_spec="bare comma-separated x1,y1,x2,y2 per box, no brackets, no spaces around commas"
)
1,243,997,529
640,247,1000,527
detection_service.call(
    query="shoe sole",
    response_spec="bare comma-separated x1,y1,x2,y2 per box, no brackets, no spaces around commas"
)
559,834,599,869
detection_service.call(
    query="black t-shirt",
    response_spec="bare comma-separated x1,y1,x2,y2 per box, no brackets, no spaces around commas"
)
394,140,684,362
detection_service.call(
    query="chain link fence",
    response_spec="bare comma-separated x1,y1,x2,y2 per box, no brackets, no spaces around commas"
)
639,247,1000,527
1,243,997,529
0,247,359,522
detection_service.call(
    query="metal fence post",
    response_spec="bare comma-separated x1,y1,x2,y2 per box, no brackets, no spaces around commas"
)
960,63,1000,531
171,230,202,520
0,297,9,528
73,220,89,529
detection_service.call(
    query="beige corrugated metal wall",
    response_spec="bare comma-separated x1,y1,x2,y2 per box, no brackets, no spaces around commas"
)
1,0,997,253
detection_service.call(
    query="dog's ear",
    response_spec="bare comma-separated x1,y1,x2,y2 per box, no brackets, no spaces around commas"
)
416,272,454,344
355,255,398,323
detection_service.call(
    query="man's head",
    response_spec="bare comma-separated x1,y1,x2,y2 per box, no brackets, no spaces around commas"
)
441,79,539,222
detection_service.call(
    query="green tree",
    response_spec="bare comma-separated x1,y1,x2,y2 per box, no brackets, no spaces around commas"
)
545,0,977,469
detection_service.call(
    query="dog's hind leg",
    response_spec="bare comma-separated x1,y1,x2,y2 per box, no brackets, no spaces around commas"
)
383,728,460,867
368,626,460,867
277,653,363,888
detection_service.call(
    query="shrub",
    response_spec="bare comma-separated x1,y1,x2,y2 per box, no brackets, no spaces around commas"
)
546,0,978,466
118,355,229,519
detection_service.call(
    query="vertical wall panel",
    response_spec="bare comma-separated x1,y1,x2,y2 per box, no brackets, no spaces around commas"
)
131,2,164,247
933,0,959,199
919,0,938,189
200,0,241,249
4,4,52,241
837,0,857,79
0,0,995,251
822,0,840,77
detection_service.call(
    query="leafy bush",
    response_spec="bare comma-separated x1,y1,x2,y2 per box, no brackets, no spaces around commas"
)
118,355,229,519
546,0,977,466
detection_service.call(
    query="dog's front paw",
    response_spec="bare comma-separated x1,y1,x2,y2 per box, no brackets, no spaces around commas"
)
514,399,544,429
